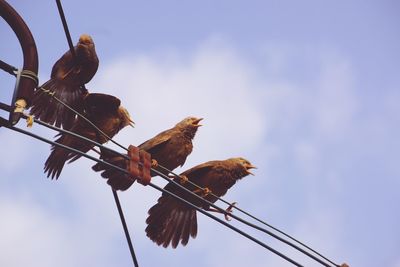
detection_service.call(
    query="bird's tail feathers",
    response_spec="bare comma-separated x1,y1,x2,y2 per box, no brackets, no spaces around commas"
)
146,196,197,248
44,145,68,180
92,148,135,191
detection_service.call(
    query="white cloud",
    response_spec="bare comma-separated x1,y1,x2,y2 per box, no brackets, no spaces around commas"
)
0,195,73,267
92,38,266,165
2,37,398,267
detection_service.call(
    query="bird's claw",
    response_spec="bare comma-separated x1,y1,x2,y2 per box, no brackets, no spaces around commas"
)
194,187,211,197
180,175,189,184
151,159,158,168
26,115,34,128
224,202,237,221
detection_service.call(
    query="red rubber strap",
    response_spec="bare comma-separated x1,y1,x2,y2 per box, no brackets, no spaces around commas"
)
138,150,151,185
128,145,140,179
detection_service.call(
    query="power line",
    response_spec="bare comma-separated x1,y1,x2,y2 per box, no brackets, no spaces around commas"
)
55,0,75,58
158,166,340,267
0,54,339,266
52,0,137,265
0,115,303,267
112,189,140,267
0,102,337,266
1,1,342,265
0,59,18,76
155,168,336,267
25,1,339,262
33,87,338,267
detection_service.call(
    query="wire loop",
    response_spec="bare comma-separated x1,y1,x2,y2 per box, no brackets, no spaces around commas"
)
20,69,39,86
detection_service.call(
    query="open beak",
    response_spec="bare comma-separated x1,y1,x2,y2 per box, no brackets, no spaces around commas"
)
246,164,257,176
129,118,135,128
193,117,203,127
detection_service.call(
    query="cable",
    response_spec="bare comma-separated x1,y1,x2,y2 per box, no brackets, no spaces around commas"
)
0,10,336,266
1,0,331,265
154,169,335,267
0,102,340,266
147,182,303,267
38,87,128,152
45,92,337,266
8,87,338,266
33,36,337,265
158,166,340,267
17,91,338,267
53,0,135,265
15,1,339,264
18,104,332,266
0,59,17,76
0,117,303,267
55,0,75,58
112,189,139,267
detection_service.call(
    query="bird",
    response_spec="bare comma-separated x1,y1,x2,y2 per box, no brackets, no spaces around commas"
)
92,117,203,191
30,34,99,129
44,93,133,179
145,157,256,248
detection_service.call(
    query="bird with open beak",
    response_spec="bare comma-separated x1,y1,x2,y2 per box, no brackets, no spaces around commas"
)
92,116,203,191
31,34,99,129
44,93,133,179
145,157,256,248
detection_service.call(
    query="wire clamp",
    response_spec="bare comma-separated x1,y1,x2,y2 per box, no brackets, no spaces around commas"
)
128,145,140,180
138,150,151,185
127,145,152,185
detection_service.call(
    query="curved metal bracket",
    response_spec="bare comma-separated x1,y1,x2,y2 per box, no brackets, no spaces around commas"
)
0,0,39,124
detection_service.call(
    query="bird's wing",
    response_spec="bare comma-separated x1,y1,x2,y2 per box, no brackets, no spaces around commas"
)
84,93,121,114
138,129,173,153
181,160,220,180
51,50,75,79
161,160,218,195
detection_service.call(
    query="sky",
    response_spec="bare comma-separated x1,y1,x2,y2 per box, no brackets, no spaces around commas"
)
1,1,399,266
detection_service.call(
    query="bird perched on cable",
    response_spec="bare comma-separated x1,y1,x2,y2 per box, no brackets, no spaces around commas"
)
145,157,256,248
31,34,98,129
92,117,203,191
44,93,133,179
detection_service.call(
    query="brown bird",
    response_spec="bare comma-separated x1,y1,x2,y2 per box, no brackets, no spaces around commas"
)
92,117,203,191
31,34,99,129
44,93,133,179
145,157,256,248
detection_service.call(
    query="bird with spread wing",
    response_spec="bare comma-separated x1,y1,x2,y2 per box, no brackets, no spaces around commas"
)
145,157,256,248
31,34,98,129
44,93,133,179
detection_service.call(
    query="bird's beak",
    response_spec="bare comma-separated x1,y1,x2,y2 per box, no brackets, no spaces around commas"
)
129,118,135,128
193,118,203,127
246,164,257,176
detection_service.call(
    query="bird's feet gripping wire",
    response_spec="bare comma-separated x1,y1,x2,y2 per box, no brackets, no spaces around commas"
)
193,187,211,197
179,175,189,185
151,159,158,168
206,202,237,221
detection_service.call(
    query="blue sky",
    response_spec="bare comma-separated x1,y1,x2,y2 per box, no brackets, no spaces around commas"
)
1,1,399,266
